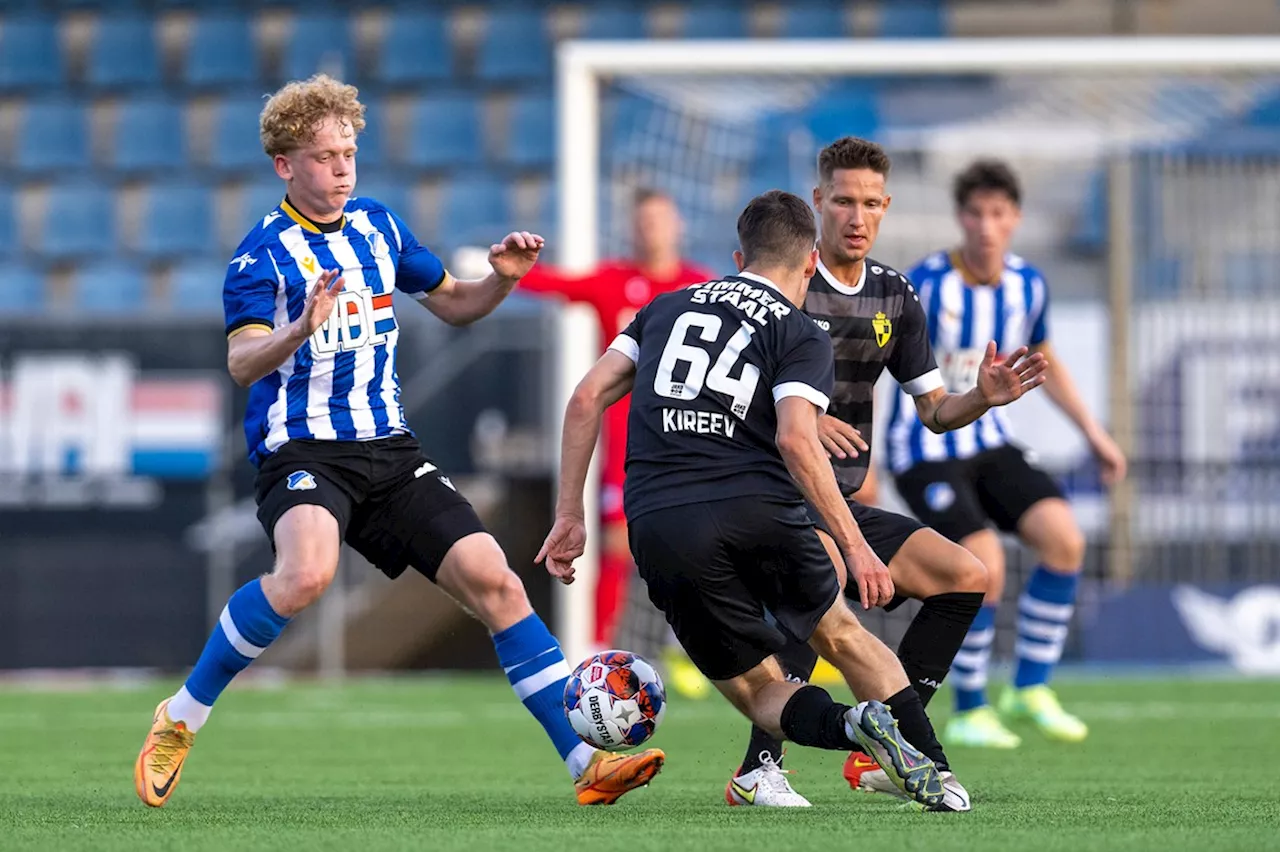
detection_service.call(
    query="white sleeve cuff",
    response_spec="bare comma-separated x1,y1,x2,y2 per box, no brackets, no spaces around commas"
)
773,381,831,412
902,368,944,397
408,290,430,302
608,334,640,364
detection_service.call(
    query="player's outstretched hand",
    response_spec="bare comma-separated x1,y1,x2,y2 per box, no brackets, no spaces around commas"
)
489,231,545,280
301,269,345,335
843,544,894,611
536,514,586,585
1089,427,1128,485
976,341,1047,407
818,415,869,460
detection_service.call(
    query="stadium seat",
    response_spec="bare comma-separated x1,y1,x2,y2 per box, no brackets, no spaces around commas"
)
112,98,186,173
503,92,554,168
349,177,410,222
779,3,848,38
435,173,511,251
0,16,62,90
41,183,115,259
805,85,879,145
879,1,946,38
211,95,270,171
373,9,452,84
0,185,14,256
681,5,748,39
169,261,227,314
16,101,89,174
354,98,386,167
404,94,482,168
70,262,149,314
0,264,45,313
87,16,160,89
242,180,286,229
183,14,257,87
477,10,552,82
137,182,214,258
283,13,353,81
582,5,647,39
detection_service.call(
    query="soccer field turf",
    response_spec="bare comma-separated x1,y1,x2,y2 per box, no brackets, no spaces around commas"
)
1,676,1277,852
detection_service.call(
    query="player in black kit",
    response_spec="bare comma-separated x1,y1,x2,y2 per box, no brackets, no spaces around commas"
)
733,138,1048,810
539,191,949,809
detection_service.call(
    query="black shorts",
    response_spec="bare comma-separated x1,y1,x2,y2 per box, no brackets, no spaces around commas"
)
254,436,487,581
805,500,924,611
894,443,1065,543
628,497,840,681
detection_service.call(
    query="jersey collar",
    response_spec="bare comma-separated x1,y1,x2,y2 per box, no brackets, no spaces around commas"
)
281,196,346,234
735,270,783,292
816,256,867,295
949,250,1004,286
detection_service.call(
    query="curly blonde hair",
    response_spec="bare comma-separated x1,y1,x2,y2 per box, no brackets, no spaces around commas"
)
259,74,367,157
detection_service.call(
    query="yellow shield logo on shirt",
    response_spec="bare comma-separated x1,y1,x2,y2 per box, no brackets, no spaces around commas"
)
872,311,892,347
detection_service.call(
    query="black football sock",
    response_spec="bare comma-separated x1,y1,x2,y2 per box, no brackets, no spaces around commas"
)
884,685,949,771
780,685,857,751
897,591,984,707
740,637,821,773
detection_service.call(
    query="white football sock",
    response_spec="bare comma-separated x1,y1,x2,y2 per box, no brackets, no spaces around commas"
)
166,685,212,733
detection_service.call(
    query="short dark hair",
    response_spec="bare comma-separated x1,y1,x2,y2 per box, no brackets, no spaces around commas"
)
633,187,671,207
953,159,1022,208
736,190,816,268
817,137,891,185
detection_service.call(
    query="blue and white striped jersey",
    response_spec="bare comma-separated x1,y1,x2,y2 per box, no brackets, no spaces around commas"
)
223,196,449,467
886,251,1049,473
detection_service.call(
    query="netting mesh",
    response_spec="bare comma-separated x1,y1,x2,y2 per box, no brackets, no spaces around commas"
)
591,68,1280,660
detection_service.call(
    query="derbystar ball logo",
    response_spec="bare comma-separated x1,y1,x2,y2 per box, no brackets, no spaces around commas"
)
586,692,616,745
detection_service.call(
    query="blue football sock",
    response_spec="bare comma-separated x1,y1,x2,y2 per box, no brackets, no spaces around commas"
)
1014,566,1080,688
493,613,590,771
181,579,290,716
952,604,997,712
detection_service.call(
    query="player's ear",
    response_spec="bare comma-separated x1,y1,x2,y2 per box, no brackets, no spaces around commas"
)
811,185,822,210
273,153,292,182
733,249,746,273
882,193,892,213
803,248,818,279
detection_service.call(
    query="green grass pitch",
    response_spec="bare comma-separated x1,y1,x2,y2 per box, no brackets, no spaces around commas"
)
1,675,1277,851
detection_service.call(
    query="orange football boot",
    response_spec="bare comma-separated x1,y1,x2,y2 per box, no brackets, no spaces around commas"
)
134,699,195,807
575,748,665,805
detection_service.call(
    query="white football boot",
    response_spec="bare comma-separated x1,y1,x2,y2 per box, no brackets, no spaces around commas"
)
724,752,811,807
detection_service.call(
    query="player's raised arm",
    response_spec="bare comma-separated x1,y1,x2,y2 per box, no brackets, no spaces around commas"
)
912,341,1047,433
421,231,545,326
538,347,637,584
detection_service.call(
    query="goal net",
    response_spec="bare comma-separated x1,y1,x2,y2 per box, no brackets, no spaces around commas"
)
552,38,1280,665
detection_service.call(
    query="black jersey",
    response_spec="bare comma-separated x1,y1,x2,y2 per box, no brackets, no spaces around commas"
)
802,257,942,495
611,272,835,521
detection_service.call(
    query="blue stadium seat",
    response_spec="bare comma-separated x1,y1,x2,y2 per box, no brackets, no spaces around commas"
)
242,180,285,229
780,3,847,38
436,174,511,250
88,16,160,89
477,10,552,82
42,182,116,259
879,1,946,38
137,182,214,257
212,95,269,170
284,13,353,81
503,92,554,168
169,261,227,314
17,101,88,173
71,262,149,314
0,264,45,313
354,99,386,167
0,16,62,90
374,9,451,84
404,94,482,168
349,177,410,222
681,5,748,39
112,98,186,172
582,5,647,39
528,178,557,244
184,14,257,87
0,185,14,256
805,85,879,145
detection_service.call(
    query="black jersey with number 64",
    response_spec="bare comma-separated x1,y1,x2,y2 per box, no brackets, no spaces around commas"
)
607,273,835,522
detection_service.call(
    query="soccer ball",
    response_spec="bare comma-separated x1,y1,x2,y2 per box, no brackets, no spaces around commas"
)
564,650,666,752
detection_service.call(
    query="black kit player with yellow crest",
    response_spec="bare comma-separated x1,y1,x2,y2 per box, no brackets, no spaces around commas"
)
539,190,955,810
731,138,1048,810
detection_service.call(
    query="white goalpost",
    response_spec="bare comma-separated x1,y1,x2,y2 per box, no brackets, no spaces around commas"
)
551,37,1280,665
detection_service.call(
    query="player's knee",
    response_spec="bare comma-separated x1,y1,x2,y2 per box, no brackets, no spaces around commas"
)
950,547,989,595
270,560,335,613
467,564,533,629
1039,526,1086,571
809,617,864,665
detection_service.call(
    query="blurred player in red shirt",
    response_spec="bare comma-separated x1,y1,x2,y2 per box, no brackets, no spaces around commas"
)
522,189,711,648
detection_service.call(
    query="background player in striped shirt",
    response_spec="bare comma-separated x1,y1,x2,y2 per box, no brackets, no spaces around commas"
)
133,75,662,808
887,159,1127,748
731,138,1047,809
